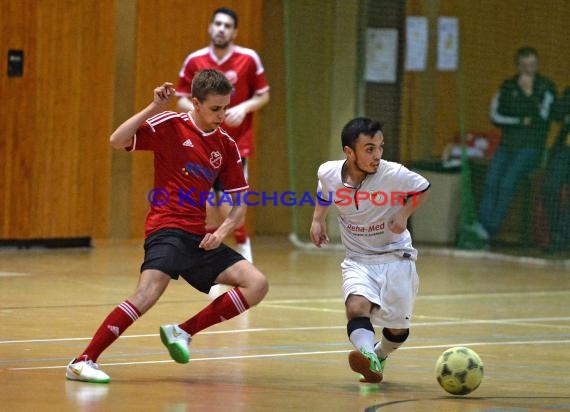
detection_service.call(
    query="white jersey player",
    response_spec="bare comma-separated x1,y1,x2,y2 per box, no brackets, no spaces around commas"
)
310,117,430,383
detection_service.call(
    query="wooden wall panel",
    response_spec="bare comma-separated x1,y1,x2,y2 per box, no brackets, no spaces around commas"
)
0,0,114,240
0,0,37,238
255,0,290,235
131,0,264,237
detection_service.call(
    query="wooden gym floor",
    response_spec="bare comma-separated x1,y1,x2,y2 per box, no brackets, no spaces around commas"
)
1,236,569,411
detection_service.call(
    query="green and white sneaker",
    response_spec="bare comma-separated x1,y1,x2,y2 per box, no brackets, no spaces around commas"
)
66,357,111,384
373,342,388,374
348,348,383,383
378,354,387,374
159,324,191,364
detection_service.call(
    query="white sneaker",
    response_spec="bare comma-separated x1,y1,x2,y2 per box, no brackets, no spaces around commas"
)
159,324,191,364
66,358,110,383
235,237,253,263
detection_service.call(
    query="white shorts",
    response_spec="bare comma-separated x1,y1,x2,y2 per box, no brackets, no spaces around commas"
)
341,258,419,329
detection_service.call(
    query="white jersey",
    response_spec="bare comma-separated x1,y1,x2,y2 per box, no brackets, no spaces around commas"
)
317,159,430,262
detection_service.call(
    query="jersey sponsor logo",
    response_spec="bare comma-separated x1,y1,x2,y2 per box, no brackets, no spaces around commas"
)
182,138,193,147
181,161,215,181
210,151,222,169
328,188,417,207
346,221,385,236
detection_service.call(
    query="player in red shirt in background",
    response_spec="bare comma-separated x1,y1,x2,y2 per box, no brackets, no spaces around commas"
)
176,7,270,263
65,69,268,384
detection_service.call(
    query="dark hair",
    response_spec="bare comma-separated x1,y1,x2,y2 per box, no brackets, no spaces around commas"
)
515,46,538,62
191,69,233,102
341,117,383,149
211,7,238,29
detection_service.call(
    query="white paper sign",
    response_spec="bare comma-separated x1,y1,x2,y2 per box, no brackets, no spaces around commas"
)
365,28,398,83
405,16,428,71
437,17,459,71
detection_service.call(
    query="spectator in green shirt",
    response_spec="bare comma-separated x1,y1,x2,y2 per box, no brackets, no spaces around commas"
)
478,47,556,240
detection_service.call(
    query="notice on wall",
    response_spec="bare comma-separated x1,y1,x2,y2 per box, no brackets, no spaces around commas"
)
364,28,398,83
437,17,459,71
405,16,428,71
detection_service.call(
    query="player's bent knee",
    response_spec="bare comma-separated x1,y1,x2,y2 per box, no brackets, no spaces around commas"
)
383,328,410,343
247,273,268,306
216,261,268,306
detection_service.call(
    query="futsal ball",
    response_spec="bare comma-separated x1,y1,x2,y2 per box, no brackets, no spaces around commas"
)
435,347,484,395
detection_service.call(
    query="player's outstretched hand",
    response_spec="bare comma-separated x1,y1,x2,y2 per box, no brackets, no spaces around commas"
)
153,82,176,106
310,220,329,247
199,232,222,251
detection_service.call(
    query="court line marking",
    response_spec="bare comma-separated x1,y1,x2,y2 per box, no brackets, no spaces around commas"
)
2,290,569,311
264,290,570,305
262,303,344,313
261,302,570,330
9,338,570,371
261,304,570,330
0,272,30,277
2,316,570,345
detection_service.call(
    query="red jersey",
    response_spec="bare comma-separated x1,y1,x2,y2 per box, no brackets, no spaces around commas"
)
176,46,270,158
131,111,248,237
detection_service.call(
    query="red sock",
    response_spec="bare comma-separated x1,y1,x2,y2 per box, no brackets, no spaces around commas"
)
78,300,141,362
234,224,247,244
178,288,249,336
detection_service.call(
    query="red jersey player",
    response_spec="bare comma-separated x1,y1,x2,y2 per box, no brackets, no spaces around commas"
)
65,69,268,384
176,7,270,263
